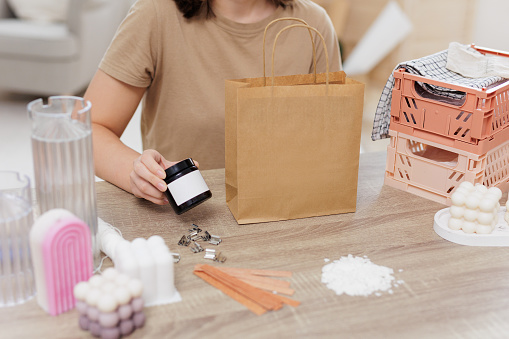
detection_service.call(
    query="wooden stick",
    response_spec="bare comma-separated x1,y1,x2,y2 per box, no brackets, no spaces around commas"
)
273,294,301,307
214,267,294,295
196,265,283,311
193,271,267,315
218,266,292,278
199,267,295,295
195,265,283,311
236,277,295,296
221,270,292,288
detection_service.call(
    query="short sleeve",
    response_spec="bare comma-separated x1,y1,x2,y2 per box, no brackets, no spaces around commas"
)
99,0,159,88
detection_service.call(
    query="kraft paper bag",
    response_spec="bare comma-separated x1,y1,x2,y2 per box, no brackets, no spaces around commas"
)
225,23,364,224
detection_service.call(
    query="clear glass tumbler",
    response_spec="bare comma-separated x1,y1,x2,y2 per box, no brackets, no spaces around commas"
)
28,96,99,269
0,171,35,307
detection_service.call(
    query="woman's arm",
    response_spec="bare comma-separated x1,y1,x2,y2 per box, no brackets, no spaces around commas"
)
84,69,173,205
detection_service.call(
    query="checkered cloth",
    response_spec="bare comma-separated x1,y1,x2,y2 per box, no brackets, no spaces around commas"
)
371,47,505,140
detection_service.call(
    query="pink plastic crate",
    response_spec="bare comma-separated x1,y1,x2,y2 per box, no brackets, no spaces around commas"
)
390,62,509,151
390,118,509,155
385,130,509,205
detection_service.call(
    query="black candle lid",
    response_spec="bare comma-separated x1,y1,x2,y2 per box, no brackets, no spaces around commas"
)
164,158,195,179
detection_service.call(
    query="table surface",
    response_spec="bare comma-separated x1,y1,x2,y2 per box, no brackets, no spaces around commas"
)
2,152,509,339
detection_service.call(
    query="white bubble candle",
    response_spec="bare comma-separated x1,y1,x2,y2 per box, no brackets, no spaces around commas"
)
448,182,502,234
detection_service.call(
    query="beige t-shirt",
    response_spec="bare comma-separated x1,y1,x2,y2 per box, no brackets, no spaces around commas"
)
100,0,341,169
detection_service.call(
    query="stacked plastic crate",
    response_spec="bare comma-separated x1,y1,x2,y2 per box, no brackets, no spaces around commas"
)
385,48,509,205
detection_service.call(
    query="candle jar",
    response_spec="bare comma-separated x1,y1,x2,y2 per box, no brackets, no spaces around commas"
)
163,159,211,214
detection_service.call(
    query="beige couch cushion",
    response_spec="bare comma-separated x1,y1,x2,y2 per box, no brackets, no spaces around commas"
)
6,0,69,22
0,19,77,58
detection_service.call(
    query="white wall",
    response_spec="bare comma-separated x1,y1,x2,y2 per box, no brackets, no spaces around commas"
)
472,0,509,52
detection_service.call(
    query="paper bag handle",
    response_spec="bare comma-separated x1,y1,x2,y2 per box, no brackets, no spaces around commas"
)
262,17,317,86
271,24,330,89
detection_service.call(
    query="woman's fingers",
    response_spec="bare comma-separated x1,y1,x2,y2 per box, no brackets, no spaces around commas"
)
135,150,168,192
129,170,168,205
129,149,171,205
129,150,201,206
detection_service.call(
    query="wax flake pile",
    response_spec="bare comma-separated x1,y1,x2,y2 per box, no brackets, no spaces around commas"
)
321,255,404,297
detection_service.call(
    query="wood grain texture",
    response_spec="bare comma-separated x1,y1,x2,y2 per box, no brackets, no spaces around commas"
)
2,152,509,338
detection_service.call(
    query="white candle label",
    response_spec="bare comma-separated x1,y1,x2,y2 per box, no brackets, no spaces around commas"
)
167,171,209,206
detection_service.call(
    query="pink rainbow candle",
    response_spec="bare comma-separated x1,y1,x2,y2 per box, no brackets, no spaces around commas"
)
30,209,93,315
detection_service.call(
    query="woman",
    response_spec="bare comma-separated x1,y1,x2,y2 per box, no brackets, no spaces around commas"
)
85,0,341,205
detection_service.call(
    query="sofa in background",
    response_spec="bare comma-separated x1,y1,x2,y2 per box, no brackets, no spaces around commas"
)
0,0,128,96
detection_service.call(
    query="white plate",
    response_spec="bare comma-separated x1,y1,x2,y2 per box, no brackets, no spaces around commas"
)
433,207,509,246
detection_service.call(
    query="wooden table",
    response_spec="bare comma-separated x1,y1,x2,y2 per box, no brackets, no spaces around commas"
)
2,152,509,338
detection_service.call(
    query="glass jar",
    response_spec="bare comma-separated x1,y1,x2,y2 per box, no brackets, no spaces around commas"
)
0,171,35,307
28,96,99,269
163,158,212,214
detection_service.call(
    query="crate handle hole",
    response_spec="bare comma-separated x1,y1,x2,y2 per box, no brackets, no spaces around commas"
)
407,140,459,167
414,82,466,106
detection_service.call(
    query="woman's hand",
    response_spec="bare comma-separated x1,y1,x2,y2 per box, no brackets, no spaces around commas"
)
130,149,177,205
